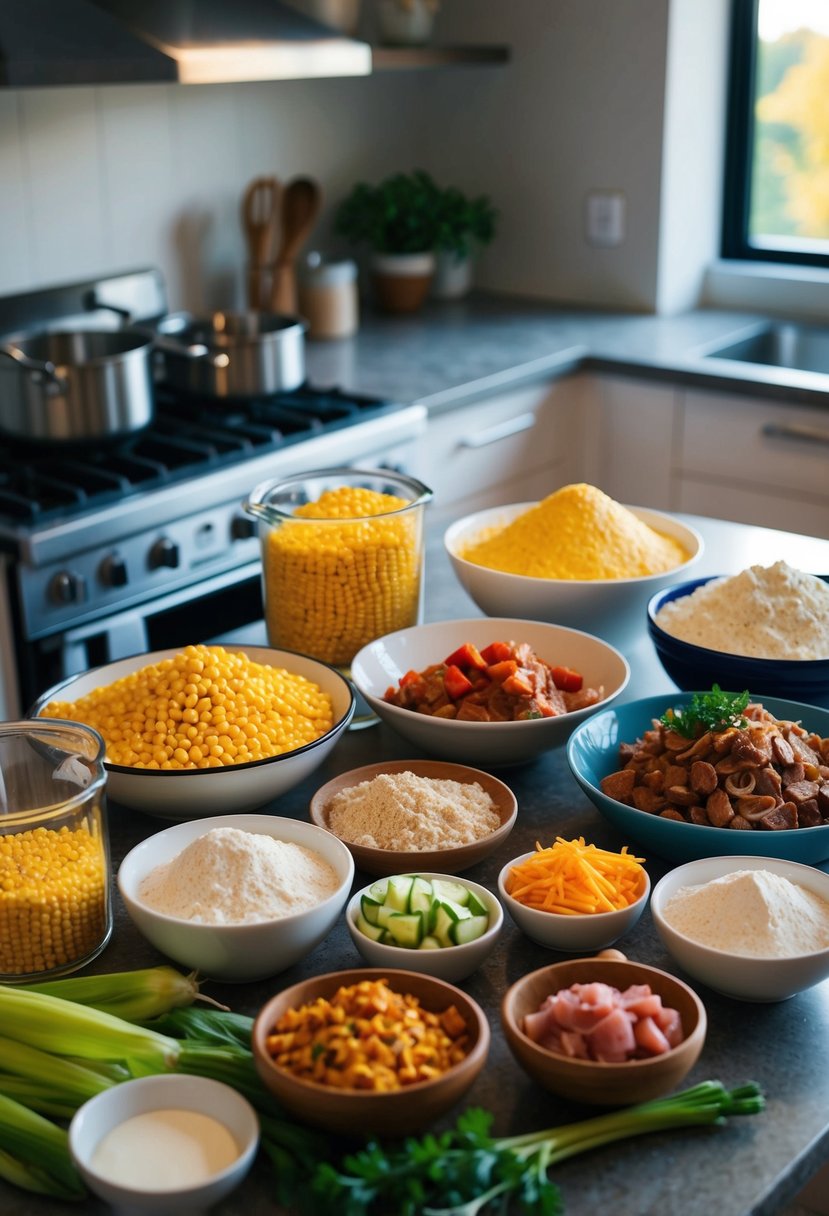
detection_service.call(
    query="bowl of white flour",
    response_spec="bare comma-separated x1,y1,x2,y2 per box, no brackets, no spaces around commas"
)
118,813,354,981
647,564,829,708
651,854,829,1001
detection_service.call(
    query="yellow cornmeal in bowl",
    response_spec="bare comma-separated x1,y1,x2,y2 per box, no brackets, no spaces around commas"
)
459,483,689,580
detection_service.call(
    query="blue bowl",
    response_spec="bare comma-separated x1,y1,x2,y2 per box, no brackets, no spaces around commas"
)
647,576,829,710
566,693,829,864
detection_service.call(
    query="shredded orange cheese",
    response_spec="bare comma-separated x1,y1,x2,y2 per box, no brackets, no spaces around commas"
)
505,836,646,915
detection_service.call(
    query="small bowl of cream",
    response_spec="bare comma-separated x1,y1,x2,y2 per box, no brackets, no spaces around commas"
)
68,1074,259,1214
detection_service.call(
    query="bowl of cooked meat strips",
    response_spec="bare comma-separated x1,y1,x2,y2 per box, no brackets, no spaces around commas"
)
566,691,829,863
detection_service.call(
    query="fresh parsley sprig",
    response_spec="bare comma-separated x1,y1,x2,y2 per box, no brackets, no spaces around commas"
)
659,685,751,738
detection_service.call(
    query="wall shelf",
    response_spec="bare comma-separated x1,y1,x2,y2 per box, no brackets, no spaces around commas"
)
371,45,510,71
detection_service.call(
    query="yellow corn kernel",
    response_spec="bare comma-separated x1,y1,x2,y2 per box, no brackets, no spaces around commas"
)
38,644,334,771
0,823,108,977
262,485,423,667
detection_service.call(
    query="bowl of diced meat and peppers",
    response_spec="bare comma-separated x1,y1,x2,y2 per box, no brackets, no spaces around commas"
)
350,618,630,766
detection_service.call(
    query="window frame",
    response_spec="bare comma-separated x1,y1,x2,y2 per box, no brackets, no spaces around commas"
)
722,0,829,268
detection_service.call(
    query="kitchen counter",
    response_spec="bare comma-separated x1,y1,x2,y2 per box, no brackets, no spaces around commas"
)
7,511,829,1216
305,292,829,412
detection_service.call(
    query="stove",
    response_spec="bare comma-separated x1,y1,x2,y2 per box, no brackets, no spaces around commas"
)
0,270,426,717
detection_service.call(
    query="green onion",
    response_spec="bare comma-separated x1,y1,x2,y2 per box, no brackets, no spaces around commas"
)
22,966,228,1022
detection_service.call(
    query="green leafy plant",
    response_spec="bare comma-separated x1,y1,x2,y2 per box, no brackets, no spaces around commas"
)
334,170,443,254
435,186,498,258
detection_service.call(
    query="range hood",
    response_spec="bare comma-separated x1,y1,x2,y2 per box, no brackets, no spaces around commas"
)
0,0,372,89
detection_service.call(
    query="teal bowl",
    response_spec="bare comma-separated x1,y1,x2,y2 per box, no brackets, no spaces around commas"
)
566,693,829,864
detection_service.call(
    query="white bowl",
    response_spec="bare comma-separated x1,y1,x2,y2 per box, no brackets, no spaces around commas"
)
118,813,354,981
69,1074,259,1215
350,617,630,766
30,645,355,819
346,871,503,982
444,502,703,648
497,851,650,951
650,855,829,1002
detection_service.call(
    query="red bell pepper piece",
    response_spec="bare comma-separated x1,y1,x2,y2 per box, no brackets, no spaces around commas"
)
480,641,513,665
443,664,474,699
399,669,423,688
502,672,534,697
551,665,584,692
486,659,518,682
443,642,487,671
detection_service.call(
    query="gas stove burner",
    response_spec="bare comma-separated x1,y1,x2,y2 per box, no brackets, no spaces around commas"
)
0,381,399,526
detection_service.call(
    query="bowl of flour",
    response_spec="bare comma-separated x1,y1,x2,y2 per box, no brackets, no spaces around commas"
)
647,564,829,708
118,814,354,981
651,854,829,1001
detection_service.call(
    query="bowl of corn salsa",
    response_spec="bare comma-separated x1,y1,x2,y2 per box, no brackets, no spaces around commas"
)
251,969,490,1136
444,485,703,648
30,644,355,820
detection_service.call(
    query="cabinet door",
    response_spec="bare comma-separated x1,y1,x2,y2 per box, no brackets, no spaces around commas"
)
410,379,579,511
588,375,678,509
677,387,829,539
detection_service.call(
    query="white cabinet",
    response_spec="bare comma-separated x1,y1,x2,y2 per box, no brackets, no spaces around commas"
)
676,387,829,539
580,374,679,509
410,378,585,515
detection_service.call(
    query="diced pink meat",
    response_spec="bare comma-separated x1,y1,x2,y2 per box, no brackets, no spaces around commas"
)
525,981,685,1064
634,1016,671,1056
590,1007,637,1058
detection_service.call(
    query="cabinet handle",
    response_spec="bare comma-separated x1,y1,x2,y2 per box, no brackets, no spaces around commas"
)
762,421,829,447
457,412,536,450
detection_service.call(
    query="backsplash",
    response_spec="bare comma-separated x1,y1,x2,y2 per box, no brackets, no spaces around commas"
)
0,73,423,314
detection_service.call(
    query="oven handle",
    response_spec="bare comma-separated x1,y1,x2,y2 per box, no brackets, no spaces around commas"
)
456,412,536,449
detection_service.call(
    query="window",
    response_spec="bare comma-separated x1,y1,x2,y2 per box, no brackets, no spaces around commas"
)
723,0,829,266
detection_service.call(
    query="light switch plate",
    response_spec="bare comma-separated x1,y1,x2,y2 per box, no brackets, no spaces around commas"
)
585,191,626,247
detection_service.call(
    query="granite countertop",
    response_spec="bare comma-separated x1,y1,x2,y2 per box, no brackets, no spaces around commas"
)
7,511,829,1216
305,292,829,413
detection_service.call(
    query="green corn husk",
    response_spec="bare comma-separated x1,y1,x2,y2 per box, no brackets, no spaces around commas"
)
0,1036,113,1111
0,1093,86,1200
148,1006,255,1050
22,966,227,1022
0,986,181,1075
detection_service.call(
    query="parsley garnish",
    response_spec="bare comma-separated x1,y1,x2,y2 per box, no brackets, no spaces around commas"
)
660,685,751,737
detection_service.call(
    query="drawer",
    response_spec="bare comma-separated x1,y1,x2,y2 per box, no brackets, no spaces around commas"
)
676,475,829,540
410,381,573,509
680,388,829,498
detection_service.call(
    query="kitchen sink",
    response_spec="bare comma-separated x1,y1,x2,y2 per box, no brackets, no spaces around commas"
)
702,321,829,375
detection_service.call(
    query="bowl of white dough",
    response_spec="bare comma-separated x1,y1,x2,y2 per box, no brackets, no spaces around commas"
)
650,855,829,1002
118,814,354,981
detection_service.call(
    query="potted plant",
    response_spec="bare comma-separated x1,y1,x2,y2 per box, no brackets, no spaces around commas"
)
334,169,443,312
433,187,498,300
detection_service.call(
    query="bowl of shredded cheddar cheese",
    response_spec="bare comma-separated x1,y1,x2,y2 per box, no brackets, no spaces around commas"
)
31,644,355,819
444,485,703,647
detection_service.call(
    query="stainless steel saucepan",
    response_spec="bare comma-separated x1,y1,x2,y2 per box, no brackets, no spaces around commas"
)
154,310,307,398
0,329,155,442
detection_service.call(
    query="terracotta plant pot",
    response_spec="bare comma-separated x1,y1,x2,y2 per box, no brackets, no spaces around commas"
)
370,251,435,313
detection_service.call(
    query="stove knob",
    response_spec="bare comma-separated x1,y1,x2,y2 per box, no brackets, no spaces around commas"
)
230,515,256,541
149,537,180,570
98,553,128,588
48,571,86,605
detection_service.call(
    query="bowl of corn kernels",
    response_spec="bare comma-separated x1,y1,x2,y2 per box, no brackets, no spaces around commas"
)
29,643,355,820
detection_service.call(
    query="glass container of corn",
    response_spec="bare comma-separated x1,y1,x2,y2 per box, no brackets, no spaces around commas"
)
0,720,112,981
244,468,432,725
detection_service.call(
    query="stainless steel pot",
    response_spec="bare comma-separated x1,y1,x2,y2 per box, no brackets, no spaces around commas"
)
0,329,155,442
154,311,307,398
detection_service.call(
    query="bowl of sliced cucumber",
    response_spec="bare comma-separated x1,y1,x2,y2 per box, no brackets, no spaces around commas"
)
346,872,503,982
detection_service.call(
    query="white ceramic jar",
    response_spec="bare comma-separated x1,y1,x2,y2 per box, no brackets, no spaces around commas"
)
298,256,359,339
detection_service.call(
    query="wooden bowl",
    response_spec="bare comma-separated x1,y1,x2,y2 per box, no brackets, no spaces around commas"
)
501,954,706,1107
309,759,517,877
251,967,490,1137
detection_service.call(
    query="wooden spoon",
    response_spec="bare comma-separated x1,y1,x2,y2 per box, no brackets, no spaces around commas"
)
271,176,322,314
241,175,280,310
